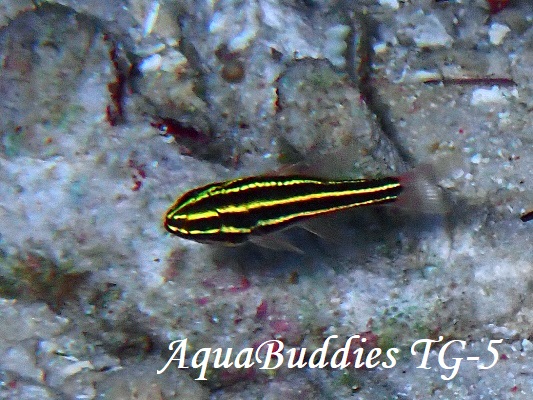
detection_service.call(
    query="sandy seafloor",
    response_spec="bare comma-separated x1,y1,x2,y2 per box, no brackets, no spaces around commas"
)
0,0,532,399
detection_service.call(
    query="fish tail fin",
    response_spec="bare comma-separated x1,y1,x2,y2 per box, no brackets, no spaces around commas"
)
394,163,449,214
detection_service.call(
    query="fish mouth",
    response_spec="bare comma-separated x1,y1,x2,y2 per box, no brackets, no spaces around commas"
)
164,213,186,235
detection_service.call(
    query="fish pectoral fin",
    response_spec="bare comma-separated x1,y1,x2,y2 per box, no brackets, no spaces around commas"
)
299,214,345,243
249,233,304,254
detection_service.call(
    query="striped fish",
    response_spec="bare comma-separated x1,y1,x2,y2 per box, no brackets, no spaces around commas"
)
164,174,406,245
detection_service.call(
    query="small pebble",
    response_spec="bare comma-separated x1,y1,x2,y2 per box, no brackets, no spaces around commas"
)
379,0,399,10
488,23,510,45
471,153,482,164
521,339,533,352
471,86,507,106
139,54,162,73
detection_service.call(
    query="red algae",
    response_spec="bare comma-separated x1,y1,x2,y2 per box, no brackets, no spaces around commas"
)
151,117,209,144
487,0,510,14
255,300,268,319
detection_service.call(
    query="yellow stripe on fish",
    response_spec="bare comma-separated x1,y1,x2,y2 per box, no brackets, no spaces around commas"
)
164,175,402,244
